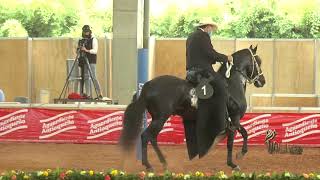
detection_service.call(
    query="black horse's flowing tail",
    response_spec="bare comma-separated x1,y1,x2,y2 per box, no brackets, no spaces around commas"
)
119,91,146,151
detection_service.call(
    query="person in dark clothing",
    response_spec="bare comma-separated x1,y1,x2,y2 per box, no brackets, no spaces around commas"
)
186,18,233,74
185,18,233,153
78,25,103,99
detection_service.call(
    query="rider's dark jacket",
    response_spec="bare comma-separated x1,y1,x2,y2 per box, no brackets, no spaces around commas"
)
184,28,229,159
186,28,228,71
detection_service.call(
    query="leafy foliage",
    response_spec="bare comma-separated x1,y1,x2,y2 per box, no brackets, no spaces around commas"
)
220,6,302,38
150,1,320,38
0,0,319,38
0,1,79,37
150,7,222,38
0,19,28,37
300,10,320,38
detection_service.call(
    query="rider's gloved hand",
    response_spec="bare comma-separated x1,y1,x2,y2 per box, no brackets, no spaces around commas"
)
227,55,233,64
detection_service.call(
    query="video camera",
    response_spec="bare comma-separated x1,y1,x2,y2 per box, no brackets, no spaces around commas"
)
78,38,88,48
76,38,89,67
77,38,89,58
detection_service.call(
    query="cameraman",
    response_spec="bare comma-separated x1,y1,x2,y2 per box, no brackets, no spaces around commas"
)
79,25,103,99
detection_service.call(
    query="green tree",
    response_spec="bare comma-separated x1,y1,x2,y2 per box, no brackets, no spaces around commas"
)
150,6,222,38
14,3,79,37
65,10,112,38
0,4,10,25
150,0,320,38
150,7,177,37
219,6,301,38
0,19,28,37
0,1,79,37
300,10,320,38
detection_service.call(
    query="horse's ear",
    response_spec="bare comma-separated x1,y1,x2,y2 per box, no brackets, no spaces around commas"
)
249,45,253,50
253,45,258,53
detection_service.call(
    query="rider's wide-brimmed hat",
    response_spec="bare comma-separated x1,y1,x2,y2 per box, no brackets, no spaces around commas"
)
195,17,218,31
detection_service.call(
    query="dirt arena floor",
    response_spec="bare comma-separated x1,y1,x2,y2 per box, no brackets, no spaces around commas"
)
0,143,319,174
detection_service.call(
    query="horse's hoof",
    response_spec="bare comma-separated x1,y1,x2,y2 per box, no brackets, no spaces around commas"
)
146,167,154,172
232,165,241,171
236,152,245,159
162,163,168,171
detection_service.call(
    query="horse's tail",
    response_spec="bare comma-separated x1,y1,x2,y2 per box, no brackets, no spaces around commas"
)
119,89,147,151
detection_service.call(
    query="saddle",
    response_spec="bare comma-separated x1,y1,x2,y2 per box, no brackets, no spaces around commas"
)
186,68,215,99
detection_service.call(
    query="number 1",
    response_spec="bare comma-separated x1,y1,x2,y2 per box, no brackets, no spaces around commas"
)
202,85,206,95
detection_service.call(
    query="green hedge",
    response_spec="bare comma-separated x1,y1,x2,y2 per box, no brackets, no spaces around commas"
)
0,169,319,180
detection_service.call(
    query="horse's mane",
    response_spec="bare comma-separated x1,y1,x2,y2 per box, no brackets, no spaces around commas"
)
217,48,249,75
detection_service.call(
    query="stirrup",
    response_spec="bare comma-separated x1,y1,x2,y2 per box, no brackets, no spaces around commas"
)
189,88,198,108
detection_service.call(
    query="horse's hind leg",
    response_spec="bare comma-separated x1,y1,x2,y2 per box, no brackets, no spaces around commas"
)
141,126,153,171
141,116,168,171
236,125,248,159
149,116,169,170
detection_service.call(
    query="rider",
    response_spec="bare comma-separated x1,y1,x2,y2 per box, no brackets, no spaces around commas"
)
185,17,233,153
186,17,233,81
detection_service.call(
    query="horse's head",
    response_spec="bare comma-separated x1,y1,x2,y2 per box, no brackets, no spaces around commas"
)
233,45,266,88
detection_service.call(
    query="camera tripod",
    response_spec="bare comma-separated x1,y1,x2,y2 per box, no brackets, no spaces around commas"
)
57,46,100,101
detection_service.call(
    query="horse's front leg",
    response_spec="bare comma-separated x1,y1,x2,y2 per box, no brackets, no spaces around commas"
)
226,128,240,171
236,125,248,159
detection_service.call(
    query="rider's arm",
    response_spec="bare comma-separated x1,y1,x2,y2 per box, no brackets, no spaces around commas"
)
201,35,228,64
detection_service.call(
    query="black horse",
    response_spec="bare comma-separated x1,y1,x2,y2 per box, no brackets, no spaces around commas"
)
120,45,266,171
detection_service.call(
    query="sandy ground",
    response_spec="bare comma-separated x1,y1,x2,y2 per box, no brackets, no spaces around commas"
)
0,143,319,174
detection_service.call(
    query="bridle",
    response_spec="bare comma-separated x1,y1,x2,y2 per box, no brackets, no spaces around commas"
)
226,48,263,85
247,48,263,84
